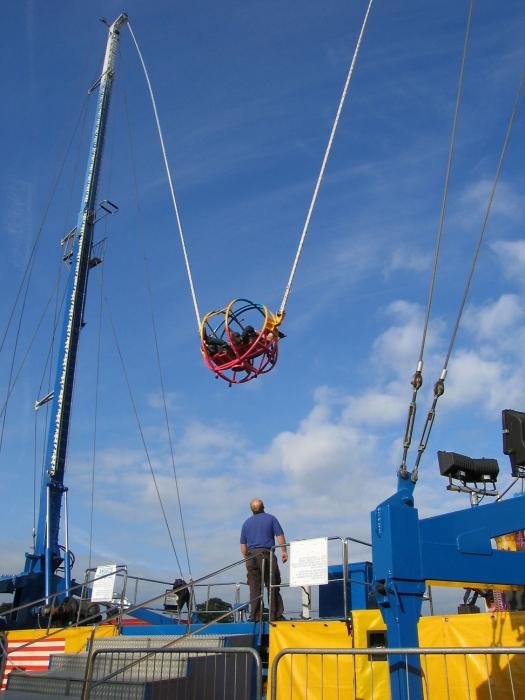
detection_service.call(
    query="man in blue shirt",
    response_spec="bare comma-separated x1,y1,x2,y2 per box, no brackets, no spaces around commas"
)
240,498,288,621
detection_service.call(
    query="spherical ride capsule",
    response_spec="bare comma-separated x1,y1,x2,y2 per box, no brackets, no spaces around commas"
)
200,299,284,385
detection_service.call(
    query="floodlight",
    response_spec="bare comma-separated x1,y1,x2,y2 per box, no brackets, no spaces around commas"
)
502,409,525,477
437,451,499,485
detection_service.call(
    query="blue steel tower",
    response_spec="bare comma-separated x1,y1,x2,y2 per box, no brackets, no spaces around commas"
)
0,14,128,627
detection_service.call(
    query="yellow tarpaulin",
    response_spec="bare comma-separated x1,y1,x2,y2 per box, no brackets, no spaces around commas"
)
268,614,389,700
269,611,525,700
419,611,525,700
5,623,118,653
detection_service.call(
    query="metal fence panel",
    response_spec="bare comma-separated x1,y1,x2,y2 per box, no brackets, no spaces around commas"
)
270,647,525,700
84,645,262,700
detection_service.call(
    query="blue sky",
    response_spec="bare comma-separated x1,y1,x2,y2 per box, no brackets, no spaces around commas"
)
1,1,525,613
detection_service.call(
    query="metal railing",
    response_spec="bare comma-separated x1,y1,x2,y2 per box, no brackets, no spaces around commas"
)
268,536,373,619
0,553,265,689
0,567,124,633
83,645,262,699
78,564,129,627
79,568,252,624
270,646,525,699
0,535,382,692
1,532,373,635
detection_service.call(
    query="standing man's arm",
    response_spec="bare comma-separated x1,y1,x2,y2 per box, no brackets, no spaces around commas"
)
240,521,248,558
276,534,288,563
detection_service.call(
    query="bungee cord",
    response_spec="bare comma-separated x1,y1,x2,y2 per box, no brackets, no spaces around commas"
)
398,0,474,479
278,0,374,317
127,6,374,351
410,68,525,484
199,1,374,383
94,62,188,576
127,22,202,331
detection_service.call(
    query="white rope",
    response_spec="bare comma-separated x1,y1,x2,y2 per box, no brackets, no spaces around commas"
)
279,0,374,316
127,22,201,330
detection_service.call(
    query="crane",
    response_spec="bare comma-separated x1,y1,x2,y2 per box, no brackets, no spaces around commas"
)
0,14,128,628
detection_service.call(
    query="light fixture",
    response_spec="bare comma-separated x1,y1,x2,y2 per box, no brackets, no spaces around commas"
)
437,450,499,499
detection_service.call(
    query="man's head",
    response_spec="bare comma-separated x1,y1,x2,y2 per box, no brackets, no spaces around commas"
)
250,498,264,514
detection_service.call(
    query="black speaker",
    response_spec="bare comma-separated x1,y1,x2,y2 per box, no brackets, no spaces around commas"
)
502,409,525,476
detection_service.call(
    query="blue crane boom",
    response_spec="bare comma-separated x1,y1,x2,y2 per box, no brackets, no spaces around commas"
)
0,13,128,628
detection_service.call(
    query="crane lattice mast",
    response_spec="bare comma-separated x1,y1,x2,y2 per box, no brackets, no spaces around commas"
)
0,13,128,627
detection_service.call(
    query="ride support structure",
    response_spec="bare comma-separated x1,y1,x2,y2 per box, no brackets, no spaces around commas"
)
372,471,525,700
0,14,128,628
200,299,284,385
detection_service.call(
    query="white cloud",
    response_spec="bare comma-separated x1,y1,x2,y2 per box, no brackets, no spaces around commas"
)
463,294,523,343
176,420,247,471
270,421,375,485
443,291,525,412
491,240,525,283
445,349,520,412
457,179,524,227
248,386,394,534
69,288,525,578
387,247,431,275
342,390,405,426
372,300,434,377
45,288,525,594
294,234,381,302
146,389,183,411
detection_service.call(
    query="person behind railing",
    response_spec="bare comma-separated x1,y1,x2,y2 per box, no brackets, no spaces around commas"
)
240,498,287,621
171,578,190,611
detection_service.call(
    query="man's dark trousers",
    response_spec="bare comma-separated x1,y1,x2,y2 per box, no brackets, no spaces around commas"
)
246,548,284,621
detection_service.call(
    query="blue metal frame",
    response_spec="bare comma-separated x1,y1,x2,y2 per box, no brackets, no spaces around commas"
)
121,622,264,637
0,14,128,627
372,474,525,700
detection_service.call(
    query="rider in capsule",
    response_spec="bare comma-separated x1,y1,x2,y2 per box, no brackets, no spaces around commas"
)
242,325,258,344
204,332,231,358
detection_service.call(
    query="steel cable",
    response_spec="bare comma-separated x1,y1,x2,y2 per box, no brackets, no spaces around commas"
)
88,264,105,571
0,279,68,423
0,270,33,456
411,69,525,482
398,0,474,478
441,73,525,372
104,293,185,579
0,97,89,359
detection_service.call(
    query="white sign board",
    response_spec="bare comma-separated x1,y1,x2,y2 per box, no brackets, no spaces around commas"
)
91,564,117,602
289,537,328,587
